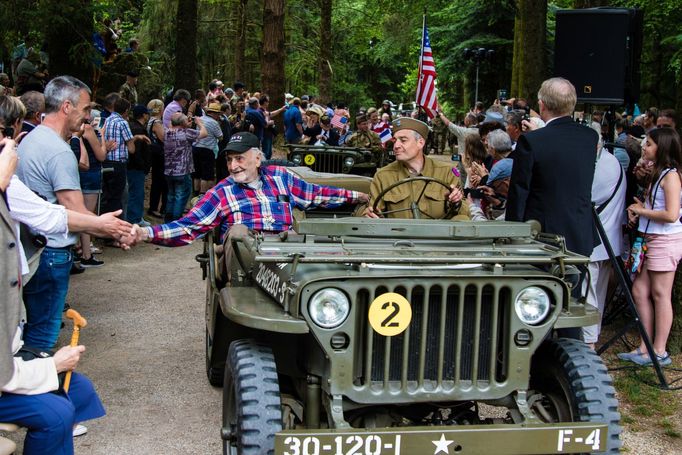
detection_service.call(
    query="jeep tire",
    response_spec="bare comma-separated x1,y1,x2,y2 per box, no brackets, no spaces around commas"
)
222,339,283,455
529,338,622,454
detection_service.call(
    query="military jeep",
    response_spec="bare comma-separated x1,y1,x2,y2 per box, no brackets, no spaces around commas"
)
198,168,621,455
286,144,391,176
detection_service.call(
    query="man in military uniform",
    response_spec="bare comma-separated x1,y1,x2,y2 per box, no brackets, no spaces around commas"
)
345,114,381,151
362,118,469,220
430,114,447,154
119,70,138,105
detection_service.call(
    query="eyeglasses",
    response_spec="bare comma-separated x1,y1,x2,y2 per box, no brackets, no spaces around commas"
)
658,124,673,128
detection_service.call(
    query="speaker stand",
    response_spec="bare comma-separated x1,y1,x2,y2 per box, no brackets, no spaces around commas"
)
592,206,669,389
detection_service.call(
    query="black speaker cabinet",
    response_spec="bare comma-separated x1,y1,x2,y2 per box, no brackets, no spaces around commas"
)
554,8,643,105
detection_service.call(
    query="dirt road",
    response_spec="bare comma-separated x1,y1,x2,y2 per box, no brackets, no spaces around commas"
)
67,241,221,454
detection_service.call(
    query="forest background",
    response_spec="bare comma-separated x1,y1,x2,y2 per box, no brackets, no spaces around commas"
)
2,0,682,351
1,0,682,117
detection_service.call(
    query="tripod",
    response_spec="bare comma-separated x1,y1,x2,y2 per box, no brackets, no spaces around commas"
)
592,205,669,389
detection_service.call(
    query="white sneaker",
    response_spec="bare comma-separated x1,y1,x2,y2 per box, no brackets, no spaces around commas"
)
73,424,87,437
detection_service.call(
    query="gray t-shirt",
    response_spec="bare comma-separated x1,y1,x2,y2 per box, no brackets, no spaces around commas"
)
193,115,223,154
16,125,81,247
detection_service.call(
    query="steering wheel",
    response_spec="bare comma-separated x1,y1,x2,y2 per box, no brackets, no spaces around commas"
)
372,176,462,219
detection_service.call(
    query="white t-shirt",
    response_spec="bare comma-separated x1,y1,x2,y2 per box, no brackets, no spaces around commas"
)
591,149,626,261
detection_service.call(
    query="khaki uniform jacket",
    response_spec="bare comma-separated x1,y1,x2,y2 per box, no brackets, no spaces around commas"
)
365,157,470,220
0,196,22,388
119,82,138,105
346,130,381,151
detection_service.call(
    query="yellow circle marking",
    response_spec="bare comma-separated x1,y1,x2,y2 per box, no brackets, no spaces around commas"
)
368,292,412,336
304,154,316,165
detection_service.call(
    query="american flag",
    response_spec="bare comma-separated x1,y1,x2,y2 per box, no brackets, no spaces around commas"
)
331,114,349,130
416,19,438,119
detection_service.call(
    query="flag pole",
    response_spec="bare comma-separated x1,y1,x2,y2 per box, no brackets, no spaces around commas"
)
416,13,426,109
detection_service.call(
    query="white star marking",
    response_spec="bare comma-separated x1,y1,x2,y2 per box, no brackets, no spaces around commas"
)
432,433,454,454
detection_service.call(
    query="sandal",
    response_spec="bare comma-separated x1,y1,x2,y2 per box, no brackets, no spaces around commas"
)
630,351,672,367
616,347,644,361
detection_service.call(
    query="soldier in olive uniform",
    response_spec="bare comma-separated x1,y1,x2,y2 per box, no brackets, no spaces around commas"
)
430,114,447,155
346,114,381,151
361,118,469,220
119,70,139,105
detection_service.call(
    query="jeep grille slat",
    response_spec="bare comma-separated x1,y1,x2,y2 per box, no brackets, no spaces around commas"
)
309,151,345,173
361,282,509,393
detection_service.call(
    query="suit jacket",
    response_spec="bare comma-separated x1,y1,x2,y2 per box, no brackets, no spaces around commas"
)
506,116,598,256
0,194,22,387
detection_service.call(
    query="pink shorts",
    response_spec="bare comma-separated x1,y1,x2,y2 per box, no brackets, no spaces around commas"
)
644,231,682,272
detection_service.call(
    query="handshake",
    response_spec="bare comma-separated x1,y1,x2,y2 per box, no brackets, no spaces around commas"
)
93,212,150,250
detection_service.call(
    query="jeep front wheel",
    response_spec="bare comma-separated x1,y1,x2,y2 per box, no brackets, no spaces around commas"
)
222,339,283,455
529,338,622,454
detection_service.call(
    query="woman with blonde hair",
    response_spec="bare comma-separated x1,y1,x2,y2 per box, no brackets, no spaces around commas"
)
146,99,166,218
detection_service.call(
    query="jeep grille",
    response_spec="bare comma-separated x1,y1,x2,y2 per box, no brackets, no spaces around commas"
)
357,283,510,392
305,151,346,173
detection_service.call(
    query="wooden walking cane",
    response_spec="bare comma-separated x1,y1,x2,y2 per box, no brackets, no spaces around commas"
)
63,309,87,393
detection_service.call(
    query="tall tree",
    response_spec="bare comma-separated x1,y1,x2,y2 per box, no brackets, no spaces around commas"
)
40,0,95,85
262,0,285,111
175,0,198,90
318,0,332,104
234,0,249,83
511,0,547,105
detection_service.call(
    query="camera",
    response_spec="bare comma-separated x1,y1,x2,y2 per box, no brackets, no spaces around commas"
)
523,106,530,122
463,187,486,199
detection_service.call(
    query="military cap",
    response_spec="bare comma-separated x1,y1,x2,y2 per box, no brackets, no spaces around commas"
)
356,114,368,123
392,117,430,139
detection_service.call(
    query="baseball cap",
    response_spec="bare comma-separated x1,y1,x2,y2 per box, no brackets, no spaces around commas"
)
132,104,149,118
223,132,261,154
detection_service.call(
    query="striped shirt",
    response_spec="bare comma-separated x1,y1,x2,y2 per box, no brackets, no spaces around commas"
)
147,166,361,245
103,112,133,162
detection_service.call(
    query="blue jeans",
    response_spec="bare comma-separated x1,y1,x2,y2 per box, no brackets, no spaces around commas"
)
126,169,146,223
165,174,192,222
262,134,273,160
22,247,73,350
0,373,106,455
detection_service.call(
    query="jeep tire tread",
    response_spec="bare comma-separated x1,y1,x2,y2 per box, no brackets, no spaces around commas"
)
530,338,622,454
223,339,283,455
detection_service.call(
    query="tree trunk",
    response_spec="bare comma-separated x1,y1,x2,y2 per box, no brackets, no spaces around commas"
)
510,0,547,106
318,0,332,104
175,0,198,91
234,0,249,84
261,0,285,130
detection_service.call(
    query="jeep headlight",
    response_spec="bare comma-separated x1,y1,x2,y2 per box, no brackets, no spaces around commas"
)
514,287,550,325
291,153,302,165
308,288,350,329
344,156,355,168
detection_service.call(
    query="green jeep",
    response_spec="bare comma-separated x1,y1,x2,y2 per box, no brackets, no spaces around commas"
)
198,168,621,455
286,144,392,176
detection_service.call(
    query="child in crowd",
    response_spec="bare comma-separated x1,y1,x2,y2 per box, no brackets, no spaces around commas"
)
619,128,682,366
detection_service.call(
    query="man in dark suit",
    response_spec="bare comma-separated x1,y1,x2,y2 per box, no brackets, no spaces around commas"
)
506,77,599,257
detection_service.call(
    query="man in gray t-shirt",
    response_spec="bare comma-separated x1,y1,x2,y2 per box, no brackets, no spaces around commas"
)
15,75,95,350
17,125,81,247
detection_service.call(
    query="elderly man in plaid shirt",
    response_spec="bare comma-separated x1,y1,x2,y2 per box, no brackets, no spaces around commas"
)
101,97,151,217
128,132,368,246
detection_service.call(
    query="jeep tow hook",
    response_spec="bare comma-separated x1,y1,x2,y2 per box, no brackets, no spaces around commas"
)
221,426,235,441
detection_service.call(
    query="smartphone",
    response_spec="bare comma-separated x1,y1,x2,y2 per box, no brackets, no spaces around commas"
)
464,188,486,199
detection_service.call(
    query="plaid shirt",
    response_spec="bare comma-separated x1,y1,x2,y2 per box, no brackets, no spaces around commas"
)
103,112,133,162
148,166,361,246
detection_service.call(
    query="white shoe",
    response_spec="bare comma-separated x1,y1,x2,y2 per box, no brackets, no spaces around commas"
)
73,424,87,437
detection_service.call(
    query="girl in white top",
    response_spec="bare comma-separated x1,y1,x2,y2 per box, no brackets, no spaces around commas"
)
621,127,682,366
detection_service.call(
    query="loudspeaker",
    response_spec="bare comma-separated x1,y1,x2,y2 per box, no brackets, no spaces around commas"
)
554,8,643,105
